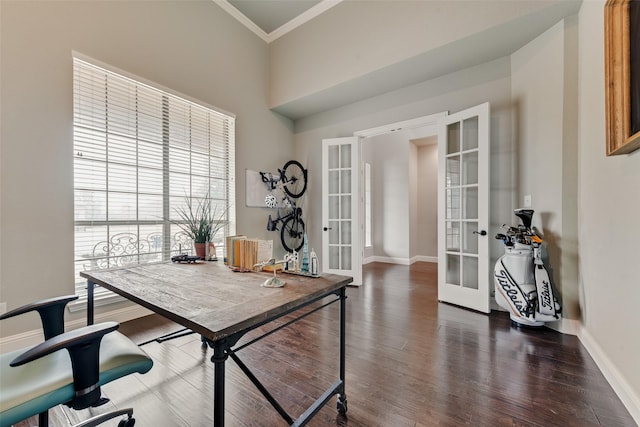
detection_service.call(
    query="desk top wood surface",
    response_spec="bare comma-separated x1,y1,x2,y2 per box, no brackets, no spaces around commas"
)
80,262,352,342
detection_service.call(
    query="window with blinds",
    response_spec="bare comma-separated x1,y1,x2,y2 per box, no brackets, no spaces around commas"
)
73,56,235,300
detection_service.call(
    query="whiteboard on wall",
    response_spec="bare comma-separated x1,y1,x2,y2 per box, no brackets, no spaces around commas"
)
245,169,269,207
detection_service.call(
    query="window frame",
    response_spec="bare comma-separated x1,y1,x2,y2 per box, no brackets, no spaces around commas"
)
364,162,372,248
72,53,235,310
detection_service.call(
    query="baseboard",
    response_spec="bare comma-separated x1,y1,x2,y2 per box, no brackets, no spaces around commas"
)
410,256,438,264
578,327,640,425
0,305,153,352
362,256,409,265
362,256,437,265
546,317,581,336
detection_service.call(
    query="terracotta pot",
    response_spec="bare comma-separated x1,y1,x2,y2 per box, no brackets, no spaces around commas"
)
207,241,217,261
194,242,206,259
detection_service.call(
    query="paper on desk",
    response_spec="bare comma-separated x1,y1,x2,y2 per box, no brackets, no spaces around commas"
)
257,239,273,264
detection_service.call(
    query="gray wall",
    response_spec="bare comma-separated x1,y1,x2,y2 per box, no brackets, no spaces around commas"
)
578,0,640,412
364,132,411,262
416,144,438,259
510,18,580,319
409,142,418,260
0,1,292,336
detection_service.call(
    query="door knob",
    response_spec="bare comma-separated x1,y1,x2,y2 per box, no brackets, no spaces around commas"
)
473,230,487,236
323,227,333,231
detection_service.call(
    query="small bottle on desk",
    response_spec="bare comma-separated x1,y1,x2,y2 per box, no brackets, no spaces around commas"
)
310,248,318,276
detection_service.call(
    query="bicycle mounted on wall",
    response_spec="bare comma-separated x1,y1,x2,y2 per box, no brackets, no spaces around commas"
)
259,160,308,252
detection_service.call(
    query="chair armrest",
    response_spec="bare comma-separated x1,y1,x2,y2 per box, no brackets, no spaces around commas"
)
10,322,118,366
0,295,78,339
11,321,119,410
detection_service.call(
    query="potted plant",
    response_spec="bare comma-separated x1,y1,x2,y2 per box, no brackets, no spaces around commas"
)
172,193,227,260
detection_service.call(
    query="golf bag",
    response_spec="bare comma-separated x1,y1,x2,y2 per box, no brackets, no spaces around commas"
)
494,209,561,327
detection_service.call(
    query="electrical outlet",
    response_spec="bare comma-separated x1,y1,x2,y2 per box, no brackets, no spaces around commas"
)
0,302,6,315
524,195,532,208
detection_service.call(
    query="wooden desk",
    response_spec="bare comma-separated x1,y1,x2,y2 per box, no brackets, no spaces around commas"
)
80,262,352,426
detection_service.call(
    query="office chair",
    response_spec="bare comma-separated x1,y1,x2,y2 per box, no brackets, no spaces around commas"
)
0,295,153,427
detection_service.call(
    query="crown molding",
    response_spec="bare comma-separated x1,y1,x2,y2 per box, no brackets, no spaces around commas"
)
213,0,270,42
268,0,343,42
214,0,343,43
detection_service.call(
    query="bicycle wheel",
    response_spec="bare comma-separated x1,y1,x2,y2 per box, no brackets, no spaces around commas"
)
282,160,307,199
281,213,305,253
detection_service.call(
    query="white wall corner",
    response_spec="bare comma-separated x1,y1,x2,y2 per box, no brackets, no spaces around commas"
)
362,256,376,265
0,305,153,353
578,327,640,425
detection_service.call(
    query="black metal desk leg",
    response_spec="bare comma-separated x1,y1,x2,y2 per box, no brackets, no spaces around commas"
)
337,288,348,415
87,280,95,325
211,341,228,427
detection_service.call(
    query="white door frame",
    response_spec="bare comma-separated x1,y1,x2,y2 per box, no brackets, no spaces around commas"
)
354,113,446,139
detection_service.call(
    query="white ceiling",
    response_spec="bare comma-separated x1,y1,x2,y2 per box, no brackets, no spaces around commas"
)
216,0,341,42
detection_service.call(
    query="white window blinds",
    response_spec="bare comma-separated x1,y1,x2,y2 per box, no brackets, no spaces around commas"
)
73,56,235,296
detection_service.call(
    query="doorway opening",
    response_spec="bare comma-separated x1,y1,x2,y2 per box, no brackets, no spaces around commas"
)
360,128,438,265
352,112,445,282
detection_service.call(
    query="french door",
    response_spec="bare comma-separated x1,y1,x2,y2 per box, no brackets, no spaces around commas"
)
437,103,490,313
322,137,361,286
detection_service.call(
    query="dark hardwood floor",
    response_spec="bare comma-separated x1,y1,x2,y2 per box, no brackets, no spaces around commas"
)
22,262,636,426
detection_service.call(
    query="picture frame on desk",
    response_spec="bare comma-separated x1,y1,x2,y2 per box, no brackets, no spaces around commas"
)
605,0,640,155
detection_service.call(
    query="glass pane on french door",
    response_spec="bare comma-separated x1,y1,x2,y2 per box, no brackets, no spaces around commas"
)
444,117,482,290
327,144,352,270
